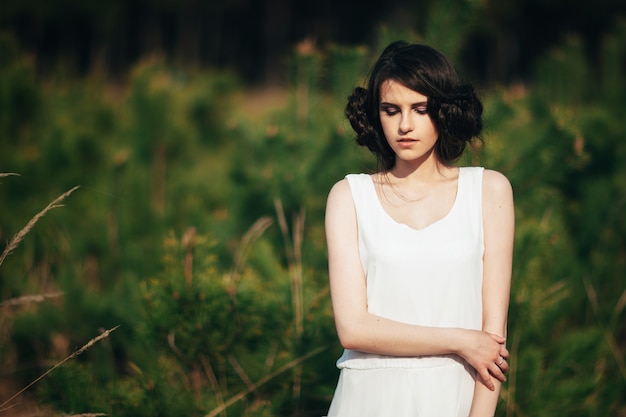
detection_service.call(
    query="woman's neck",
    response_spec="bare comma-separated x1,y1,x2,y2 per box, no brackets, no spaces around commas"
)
388,156,455,184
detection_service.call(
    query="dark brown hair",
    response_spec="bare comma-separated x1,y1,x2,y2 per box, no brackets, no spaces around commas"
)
345,41,483,170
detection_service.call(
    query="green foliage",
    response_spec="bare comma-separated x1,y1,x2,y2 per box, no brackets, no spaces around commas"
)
421,0,479,63
0,34,42,148
478,23,626,414
1,20,626,417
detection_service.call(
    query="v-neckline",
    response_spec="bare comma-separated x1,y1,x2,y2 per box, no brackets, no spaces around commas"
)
366,168,463,232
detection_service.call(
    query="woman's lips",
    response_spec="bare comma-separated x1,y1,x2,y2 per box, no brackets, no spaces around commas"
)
396,138,417,148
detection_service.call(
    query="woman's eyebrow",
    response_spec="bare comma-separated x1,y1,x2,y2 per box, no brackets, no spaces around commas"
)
379,101,428,106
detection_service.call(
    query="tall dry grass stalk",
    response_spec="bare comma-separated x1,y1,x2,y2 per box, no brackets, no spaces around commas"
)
181,226,197,286
0,185,80,268
273,198,306,409
273,199,305,338
203,345,327,417
228,354,254,390
0,291,64,307
583,277,626,380
0,182,82,414
229,216,273,296
223,204,309,415
0,173,19,179
0,326,120,413
200,355,226,417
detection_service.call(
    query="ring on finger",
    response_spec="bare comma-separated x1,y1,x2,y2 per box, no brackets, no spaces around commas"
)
497,357,505,366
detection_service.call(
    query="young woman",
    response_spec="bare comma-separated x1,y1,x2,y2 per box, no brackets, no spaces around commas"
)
325,41,514,417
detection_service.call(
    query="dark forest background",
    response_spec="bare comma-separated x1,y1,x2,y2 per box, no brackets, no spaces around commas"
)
3,0,626,84
1,1,626,416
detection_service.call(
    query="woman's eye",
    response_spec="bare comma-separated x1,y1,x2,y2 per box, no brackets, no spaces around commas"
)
415,107,428,115
382,108,399,116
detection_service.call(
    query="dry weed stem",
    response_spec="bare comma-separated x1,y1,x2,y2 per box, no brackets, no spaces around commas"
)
204,345,327,417
0,325,119,412
0,186,80,268
1,291,64,307
64,414,108,417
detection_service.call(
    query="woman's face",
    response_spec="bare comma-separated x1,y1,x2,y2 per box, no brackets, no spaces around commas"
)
378,79,439,165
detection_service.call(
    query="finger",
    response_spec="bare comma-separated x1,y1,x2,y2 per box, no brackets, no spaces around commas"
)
499,346,510,359
497,357,509,373
479,369,496,391
491,362,507,382
489,333,506,344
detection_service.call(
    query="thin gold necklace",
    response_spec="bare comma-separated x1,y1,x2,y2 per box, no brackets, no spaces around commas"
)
381,171,427,203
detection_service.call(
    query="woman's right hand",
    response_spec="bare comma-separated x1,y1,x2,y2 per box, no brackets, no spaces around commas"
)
456,329,509,391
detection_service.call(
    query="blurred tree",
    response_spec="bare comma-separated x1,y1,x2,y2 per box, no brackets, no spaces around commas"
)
1,12,625,417
1,0,624,84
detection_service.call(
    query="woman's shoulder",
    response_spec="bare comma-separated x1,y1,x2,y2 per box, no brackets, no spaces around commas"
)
327,177,353,206
329,173,371,194
460,166,509,185
326,177,359,223
327,173,375,211
459,166,512,201
481,169,513,203
482,169,512,190
345,172,372,181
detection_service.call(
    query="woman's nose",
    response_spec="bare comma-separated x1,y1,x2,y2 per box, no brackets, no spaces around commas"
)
399,113,414,133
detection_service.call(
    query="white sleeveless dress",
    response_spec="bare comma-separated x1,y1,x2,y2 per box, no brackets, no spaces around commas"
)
326,167,485,417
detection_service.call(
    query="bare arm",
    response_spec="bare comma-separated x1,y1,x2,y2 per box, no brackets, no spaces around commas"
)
469,170,515,416
325,178,508,388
